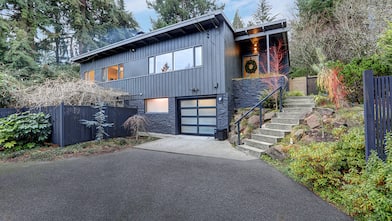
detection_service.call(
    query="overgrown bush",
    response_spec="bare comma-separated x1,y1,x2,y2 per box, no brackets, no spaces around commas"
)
0,112,52,152
288,127,392,219
0,70,23,107
341,133,392,220
338,56,391,103
123,115,149,141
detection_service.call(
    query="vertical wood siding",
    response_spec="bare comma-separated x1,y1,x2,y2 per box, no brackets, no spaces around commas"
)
82,21,233,99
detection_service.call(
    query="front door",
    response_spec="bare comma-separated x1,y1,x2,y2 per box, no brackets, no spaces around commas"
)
179,98,217,136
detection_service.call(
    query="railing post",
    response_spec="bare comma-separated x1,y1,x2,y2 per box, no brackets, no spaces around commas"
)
279,86,283,112
236,122,241,145
363,70,375,161
259,104,263,128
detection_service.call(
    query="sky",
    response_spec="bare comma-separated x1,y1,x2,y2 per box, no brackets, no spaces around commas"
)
125,0,297,32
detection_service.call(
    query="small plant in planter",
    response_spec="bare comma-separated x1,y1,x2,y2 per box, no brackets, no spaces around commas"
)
123,115,149,141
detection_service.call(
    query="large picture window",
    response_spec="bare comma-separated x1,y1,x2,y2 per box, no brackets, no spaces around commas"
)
102,64,124,81
174,48,193,70
145,98,169,113
149,46,202,74
156,53,172,73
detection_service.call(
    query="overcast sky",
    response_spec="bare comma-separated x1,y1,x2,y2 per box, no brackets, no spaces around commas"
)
125,0,297,32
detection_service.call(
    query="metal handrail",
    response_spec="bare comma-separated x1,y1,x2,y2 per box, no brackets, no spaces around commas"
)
234,78,287,145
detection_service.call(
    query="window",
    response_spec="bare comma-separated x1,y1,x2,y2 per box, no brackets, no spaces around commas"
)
148,57,155,74
195,46,202,66
102,64,124,81
84,70,95,82
149,46,203,74
174,48,193,70
156,53,172,73
145,98,169,113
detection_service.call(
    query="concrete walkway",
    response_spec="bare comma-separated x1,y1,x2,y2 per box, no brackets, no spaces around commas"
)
135,133,257,161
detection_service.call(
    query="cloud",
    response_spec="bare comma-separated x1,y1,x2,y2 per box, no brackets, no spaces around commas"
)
125,0,152,13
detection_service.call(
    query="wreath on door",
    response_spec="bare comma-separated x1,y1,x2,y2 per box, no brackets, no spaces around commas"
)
245,59,257,74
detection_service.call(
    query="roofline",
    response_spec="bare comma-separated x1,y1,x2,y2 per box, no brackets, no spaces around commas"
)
71,11,288,63
235,19,287,32
71,11,232,63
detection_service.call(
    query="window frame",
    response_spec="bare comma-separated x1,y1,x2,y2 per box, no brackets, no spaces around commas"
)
148,46,203,74
145,98,169,113
102,64,124,81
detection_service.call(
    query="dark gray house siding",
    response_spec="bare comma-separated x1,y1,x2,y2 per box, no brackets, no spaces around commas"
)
73,12,289,136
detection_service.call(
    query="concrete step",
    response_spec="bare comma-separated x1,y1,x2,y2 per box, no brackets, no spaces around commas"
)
276,112,307,119
264,123,295,130
251,133,282,144
256,128,290,137
271,118,301,124
281,107,313,113
243,139,272,150
283,101,314,106
236,145,265,158
285,96,314,101
284,103,315,108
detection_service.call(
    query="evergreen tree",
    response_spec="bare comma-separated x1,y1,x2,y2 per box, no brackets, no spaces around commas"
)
4,28,39,79
0,18,9,64
147,0,224,30
251,0,278,25
232,9,244,29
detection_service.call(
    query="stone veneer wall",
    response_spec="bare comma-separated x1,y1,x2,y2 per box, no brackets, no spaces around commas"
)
126,98,177,134
126,94,229,135
232,78,269,108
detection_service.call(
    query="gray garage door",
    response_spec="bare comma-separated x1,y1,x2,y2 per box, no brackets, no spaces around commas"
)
179,98,217,136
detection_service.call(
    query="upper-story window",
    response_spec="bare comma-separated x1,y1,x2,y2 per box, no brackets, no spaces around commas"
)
149,46,203,74
102,64,124,81
84,70,95,82
156,53,172,73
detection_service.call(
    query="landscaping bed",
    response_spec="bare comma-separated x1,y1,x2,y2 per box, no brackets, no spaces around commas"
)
0,136,157,163
261,105,392,220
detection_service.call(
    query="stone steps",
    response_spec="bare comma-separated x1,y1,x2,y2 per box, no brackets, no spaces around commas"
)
235,96,314,157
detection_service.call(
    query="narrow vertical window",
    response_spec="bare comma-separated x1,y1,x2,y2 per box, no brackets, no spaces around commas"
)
149,57,155,74
195,46,202,66
119,64,124,79
84,70,95,82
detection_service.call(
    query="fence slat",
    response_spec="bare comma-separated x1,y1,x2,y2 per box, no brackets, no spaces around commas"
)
363,70,376,161
363,70,390,161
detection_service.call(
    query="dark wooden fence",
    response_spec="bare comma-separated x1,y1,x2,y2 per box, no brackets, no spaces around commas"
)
0,104,137,147
363,70,391,160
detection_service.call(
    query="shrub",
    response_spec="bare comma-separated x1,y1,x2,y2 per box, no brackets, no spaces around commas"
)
123,115,149,141
341,133,392,220
288,127,365,198
338,55,391,103
0,71,22,108
0,112,52,152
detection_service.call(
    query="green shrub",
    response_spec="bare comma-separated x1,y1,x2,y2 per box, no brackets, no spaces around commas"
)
288,127,365,198
287,127,392,219
338,56,391,103
0,112,52,152
341,133,392,220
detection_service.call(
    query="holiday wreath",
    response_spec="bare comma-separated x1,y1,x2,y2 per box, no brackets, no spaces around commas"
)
245,59,257,73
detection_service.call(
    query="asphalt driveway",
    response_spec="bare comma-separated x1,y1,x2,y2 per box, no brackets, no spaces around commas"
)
0,147,352,221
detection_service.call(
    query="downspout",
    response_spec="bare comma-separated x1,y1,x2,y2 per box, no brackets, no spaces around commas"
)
266,34,270,73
